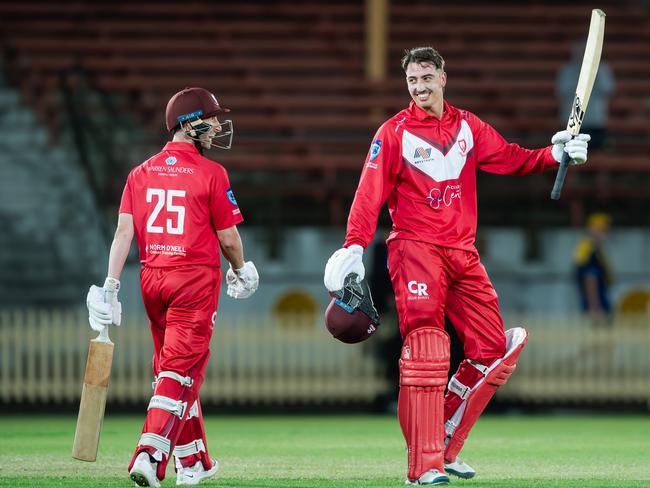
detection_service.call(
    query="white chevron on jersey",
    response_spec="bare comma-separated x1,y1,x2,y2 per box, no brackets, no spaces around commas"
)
401,120,474,182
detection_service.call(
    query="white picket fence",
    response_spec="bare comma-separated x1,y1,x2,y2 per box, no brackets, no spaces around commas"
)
0,309,386,405
0,309,648,406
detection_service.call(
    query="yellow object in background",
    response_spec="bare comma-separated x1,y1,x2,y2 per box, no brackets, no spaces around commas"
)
616,287,650,317
273,290,319,325
586,212,611,231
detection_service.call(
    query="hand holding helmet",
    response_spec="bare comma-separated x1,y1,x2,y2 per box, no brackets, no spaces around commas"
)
324,273,380,344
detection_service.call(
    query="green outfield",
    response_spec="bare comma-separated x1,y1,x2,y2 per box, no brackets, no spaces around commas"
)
0,413,648,487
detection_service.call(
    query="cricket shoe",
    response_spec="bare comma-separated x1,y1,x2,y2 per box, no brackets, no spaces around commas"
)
445,457,476,479
129,452,161,488
405,468,450,485
176,458,219,485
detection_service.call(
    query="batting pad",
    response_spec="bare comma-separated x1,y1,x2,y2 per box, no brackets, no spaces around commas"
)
398,327,450,481
444,327,528,461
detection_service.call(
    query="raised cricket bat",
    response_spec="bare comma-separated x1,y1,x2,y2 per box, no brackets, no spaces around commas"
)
551,9,606,200
72,327,114,462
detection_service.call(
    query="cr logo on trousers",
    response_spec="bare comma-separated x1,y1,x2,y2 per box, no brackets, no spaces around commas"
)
407,281,429,297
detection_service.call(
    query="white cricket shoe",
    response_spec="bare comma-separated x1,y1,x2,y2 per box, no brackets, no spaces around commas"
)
176,458,220,486
405,468,450,485
129,452,161,488
445,456,476,479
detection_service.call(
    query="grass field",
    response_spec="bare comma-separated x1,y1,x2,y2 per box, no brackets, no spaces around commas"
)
0,413,648,487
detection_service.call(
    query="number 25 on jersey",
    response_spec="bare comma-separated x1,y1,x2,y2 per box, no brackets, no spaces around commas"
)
146,188,186,235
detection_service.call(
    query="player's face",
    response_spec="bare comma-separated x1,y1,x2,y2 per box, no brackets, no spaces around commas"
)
405,62,446,115
199,116,223,149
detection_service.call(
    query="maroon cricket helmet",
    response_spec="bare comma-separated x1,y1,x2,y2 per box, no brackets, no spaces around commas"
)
165,87,230,132
324,273,380,344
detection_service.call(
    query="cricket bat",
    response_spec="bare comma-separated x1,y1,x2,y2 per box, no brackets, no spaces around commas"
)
551,9,606,200
72,326,114,462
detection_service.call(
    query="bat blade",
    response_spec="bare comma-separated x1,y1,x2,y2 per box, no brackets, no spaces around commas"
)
72,331,114,462
551,9,605,200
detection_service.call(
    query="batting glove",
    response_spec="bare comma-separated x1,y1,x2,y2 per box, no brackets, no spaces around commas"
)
551,130,591,166
226,261,259,299
86,277,122,331
324,244,365,292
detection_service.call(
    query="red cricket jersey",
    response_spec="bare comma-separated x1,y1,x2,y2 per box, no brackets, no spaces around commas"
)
119,141,243,267
344,101,558,251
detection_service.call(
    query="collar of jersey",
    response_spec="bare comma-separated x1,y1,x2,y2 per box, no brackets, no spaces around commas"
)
162,141,200,154
409,100,453,121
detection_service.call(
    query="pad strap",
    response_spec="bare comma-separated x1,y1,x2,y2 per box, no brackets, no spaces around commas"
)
187,400,199,420
447,376,471,400
148,395,187,418
173,439,206,458
152,370,194,389
468,360,489,374
138,432,171,457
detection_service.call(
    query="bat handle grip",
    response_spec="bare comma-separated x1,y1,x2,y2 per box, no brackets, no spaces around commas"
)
96,327,111,343
550,152,571,200
94,287,116,343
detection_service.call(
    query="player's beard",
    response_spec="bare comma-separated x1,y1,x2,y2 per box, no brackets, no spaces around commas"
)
194,139,205,156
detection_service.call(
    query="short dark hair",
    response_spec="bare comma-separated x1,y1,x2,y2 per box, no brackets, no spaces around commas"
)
401,47,445,72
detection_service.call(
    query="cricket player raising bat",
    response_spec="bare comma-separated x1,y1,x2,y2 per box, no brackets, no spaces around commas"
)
324,47,590,485
86,87,258,487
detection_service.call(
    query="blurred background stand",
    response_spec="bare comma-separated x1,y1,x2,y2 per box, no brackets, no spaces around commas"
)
0,0,648,411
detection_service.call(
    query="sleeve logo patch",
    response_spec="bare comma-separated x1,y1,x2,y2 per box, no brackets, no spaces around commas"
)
369,140,382,161
226,188,238,206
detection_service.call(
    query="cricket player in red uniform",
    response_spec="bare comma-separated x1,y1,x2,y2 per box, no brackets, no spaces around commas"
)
86,87,259,487
324,47,590,485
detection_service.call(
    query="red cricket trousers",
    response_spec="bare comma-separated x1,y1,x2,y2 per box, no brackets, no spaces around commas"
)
387,239,506,363
129,265,221,480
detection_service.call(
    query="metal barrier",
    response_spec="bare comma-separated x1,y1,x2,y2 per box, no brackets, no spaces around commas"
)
0,309,648,406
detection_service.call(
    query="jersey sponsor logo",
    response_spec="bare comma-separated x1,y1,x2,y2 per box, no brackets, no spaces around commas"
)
369,140,382,161
165,156,177,165
427,184,462,209
147,243,187,257
407,280,429,299
148,165,194,175
226,188,238,206
413,147,432,160
401,120,474,182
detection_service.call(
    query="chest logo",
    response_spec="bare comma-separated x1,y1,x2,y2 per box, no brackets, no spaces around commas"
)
401,120,474,182
414,147,432,160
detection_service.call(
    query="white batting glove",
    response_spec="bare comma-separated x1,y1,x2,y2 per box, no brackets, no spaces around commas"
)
323,244,365,292
226,261,259,299
551,130,591,165
86,277,122,331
